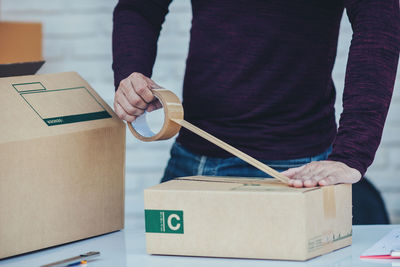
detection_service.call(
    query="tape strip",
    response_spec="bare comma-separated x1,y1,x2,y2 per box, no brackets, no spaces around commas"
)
322,186,336,219
128,89,289,184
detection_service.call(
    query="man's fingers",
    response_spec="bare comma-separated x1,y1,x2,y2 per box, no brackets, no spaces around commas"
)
285,160,362,188
121,85,148,110
286,162,329,187
290,162,329,181
299,167,328,183
292,179,304,188
130,73,155,104
119,73,155,109
294,162,320,179
318,176,336,186
146,99,163,112
114,72,166,123
114,102,136,122
116,93,145,116
303,178,318,188
283,165,307,187
145,76,162,89
281,165,305,178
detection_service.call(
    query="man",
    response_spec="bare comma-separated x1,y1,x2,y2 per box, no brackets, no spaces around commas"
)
112,0,399,188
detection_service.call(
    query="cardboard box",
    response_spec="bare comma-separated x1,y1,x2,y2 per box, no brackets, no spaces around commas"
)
0,21,44,77
0,72,125,259
144,176,352,260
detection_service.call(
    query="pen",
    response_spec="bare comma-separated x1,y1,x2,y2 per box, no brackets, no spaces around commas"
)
67,260,87,266
41,251,100,267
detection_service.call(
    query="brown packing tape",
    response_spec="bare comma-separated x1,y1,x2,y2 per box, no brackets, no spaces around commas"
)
128,89,183,141
310,186,337,255
176,176,319,193
322,186,336,219
128,89,289,184
177,176,288,185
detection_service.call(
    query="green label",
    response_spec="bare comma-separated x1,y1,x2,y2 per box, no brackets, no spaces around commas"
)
43,111,111,126
13,84,111,126
145,210,184,234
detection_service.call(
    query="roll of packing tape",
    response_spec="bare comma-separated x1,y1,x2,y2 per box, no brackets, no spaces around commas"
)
128,88,289,184
128,89,184,141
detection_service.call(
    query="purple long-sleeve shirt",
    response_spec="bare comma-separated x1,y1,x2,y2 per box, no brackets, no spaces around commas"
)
112,0,399,176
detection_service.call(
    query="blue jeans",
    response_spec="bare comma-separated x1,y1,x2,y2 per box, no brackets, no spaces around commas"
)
161,142,332,183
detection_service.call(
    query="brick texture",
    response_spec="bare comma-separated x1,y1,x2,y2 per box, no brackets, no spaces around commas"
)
2,1,399,223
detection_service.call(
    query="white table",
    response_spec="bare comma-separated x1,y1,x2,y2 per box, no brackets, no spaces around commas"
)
1,222,399,267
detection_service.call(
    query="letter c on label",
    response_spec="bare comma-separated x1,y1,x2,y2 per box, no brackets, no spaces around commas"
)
167,214,181,231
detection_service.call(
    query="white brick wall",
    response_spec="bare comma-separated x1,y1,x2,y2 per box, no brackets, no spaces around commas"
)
2,1,399,223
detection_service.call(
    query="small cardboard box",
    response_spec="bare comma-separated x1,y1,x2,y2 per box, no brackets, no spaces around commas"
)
0,21,44,77
0,72,125,259
144,176,352,261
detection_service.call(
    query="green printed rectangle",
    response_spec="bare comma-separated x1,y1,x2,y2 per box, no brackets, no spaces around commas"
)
145,210,184,234
13,82,46,93
43,111,111,126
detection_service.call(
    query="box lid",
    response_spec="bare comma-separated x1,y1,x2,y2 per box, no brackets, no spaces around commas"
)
0,71,124,144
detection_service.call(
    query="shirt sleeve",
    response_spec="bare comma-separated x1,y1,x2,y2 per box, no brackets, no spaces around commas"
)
112,0,173,90
327,0,400,176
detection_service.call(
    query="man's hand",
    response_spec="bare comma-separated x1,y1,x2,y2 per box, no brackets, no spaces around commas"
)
114,72,162,122
281,160,362,187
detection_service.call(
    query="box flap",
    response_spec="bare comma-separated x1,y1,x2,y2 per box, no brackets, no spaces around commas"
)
0,22,42,64
148,176,318,193
0,61,45,78
0,72,124,144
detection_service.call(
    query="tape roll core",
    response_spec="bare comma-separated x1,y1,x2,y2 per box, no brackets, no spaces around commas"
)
128,89,184,142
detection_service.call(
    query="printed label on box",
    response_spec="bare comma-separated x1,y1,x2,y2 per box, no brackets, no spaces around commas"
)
13,82,111,126
145,210,184,234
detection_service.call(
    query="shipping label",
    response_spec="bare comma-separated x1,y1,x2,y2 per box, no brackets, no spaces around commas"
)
145,210,184,234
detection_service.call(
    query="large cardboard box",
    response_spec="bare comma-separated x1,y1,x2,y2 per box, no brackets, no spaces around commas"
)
0,72,125,259
144,176,352,261
0,21,44,77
